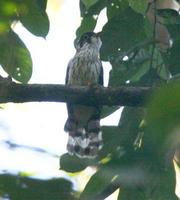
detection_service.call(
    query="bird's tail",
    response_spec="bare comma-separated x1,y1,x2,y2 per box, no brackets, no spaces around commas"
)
65,119,103,158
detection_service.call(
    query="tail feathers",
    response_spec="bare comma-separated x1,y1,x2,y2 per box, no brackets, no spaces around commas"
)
67,128,103,158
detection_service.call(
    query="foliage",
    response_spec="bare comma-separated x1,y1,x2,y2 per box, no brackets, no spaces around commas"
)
0,0,49,83
61,0,180,200
0,173,75,200
0,0,180,200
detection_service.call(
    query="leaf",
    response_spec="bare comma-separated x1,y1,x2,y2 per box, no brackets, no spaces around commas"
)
164,25,180,75
81,0,99,10
106,0,129,20
151,47,171,81
101,7,146,61
129,61,150,82
60,153,89,173
76,15,97,39
0,174,75,200
80,166,116,200
80,0,106,18
128,0,148,15
0,21,11,35
118,187,146,200
118,107,145,148
18,0,49,37
99,126,122,158
0,31,32,83
0,0,18,18
37,0,48,11
157,9,180,25
169,74,180,83
146,83,180,156
101,106,120,119
148,165,178,200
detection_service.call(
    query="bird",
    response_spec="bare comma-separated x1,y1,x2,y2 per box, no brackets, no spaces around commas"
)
64,32,104,158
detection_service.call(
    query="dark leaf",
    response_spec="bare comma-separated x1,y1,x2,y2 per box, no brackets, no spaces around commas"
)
128,0,148,15
106,0,129,20
118,107,145,148
80,0,106,17
0,31,32,83
37,0,48,11
18,0,49,37
80,166,116,200
169,73,180,83
145,83,180,158
150,166,178,200
118,187,146,200
76,15,97,38
164,25,180,75
60,153,89,173
157,9,180,25
99,126,123,158
101,106,120,119
81,0,99,10
101,7,146,61
0,174,75,200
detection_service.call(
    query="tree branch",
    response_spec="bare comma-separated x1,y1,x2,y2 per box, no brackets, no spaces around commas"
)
0,81,151,106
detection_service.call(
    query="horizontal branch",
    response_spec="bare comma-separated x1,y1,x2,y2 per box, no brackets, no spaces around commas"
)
0,81,151,106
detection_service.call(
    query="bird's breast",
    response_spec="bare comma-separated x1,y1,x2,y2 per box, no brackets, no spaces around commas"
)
68,56,101,85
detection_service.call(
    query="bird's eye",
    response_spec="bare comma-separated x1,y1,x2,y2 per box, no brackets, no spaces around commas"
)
83,35,88,40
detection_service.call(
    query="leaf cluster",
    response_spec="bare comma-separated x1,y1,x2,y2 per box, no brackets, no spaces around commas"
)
0,173,76,200
0,0,49,83
60,0,180,199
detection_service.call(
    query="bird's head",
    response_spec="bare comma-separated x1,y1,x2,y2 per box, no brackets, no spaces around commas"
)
76,32,102,51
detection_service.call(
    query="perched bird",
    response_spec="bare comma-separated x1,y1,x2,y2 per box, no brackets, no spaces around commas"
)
64,32,104,158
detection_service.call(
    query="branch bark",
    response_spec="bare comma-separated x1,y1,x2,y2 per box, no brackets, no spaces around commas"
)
0,81,151,106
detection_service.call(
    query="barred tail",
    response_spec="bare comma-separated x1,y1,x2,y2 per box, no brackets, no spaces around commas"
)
65,120,103,158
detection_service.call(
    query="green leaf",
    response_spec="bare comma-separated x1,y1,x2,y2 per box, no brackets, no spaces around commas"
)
108,63,127,87
0,31,32,83
118,107,145,148
0,174,75,200
81,0,99,10
80,166,116,200
101,7,146,61
164,25,180,75
99,126,122,158
128,0,148,15
146,83,180,156
0,0,18,18
60,153,89,173
0,21,11,35
37,0,48,11
18,0,49,37
101,106,120,119
80,0,106,18
169,74,180,83
157,9,180,25
106,0,129,20
118,187,146,200
129,61,150,82
76,15,97,38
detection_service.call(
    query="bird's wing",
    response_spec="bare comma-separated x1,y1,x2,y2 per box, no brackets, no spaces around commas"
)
64,60,74,131
99,62,104,86
65,59,72,84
